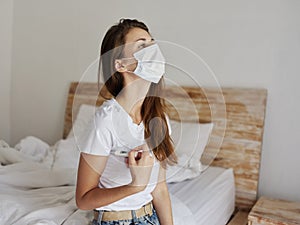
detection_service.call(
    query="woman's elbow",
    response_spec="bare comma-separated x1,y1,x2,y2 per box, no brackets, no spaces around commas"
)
75,193,91,210
75,196,86,210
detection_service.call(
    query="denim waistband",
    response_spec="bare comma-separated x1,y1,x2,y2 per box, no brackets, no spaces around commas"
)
94,202,153,222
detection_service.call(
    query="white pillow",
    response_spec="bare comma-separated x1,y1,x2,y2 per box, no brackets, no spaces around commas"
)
53,104,96,170
52,137,80,170
166,120,213,183
67,104,96,139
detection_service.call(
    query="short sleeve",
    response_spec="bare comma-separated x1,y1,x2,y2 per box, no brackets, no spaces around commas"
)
76,110,113,156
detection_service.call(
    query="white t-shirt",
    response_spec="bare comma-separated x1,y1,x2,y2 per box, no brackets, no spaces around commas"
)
78,98,171,211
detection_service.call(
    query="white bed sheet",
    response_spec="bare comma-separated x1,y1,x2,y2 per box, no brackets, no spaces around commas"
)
168,166,235,225
0,137,234,225
0,138,196,225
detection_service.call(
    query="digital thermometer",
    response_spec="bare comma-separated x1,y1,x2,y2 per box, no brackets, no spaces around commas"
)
111,145,153,158
111,146,130,157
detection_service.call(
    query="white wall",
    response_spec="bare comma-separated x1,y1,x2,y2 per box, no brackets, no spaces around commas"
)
11,0,81,144
0,0,13,144
10,0,300,201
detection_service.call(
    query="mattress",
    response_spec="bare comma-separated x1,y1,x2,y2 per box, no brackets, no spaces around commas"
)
0,136,235,225
168,166,235,225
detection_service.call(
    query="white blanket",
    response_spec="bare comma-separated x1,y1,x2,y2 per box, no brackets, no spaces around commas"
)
0,137,196,225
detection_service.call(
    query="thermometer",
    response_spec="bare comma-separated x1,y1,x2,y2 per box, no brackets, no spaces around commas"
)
111,146,130,157
111,145,153,158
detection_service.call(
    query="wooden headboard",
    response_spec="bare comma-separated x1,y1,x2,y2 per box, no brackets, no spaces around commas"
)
63,82,267,211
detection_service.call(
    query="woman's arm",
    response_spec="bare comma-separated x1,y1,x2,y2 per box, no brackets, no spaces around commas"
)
151,165,174,225
76,149,154,210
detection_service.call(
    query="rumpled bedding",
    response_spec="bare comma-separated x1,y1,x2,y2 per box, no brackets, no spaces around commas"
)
0,137,196,225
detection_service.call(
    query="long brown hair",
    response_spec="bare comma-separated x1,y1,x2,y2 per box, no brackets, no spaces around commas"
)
99,18,177,165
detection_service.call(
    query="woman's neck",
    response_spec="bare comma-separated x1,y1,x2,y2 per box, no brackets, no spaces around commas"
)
115,78,151,124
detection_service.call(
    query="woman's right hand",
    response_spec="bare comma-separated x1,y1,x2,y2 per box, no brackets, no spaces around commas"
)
128,144,154,190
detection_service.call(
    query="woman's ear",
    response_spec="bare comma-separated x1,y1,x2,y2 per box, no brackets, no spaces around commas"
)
115,58,137,73
115,59,127,72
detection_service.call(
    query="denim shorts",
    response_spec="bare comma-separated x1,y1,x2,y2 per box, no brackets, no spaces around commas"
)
90,207,160,225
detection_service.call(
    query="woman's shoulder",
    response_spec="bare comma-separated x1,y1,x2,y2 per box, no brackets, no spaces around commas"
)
94,98,118,123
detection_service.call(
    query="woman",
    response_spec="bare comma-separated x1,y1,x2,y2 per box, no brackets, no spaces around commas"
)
76,18,177,225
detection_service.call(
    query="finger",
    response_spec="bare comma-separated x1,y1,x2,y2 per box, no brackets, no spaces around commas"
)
138,151,154,164
124,157,129,168
128,151,137,166
135,152,142,161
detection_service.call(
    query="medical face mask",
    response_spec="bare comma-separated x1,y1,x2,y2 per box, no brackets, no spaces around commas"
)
125,43,166,83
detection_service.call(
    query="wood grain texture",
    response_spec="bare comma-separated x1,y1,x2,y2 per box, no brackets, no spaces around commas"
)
63,82,267,210
227,210,249,225
248,196,300,225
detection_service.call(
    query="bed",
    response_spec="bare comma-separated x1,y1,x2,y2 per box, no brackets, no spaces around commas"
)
0,82,267,225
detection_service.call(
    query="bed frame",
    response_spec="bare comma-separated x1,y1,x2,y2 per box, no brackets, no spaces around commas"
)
63,82,267,222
